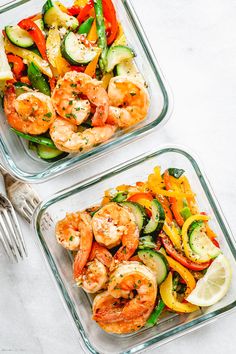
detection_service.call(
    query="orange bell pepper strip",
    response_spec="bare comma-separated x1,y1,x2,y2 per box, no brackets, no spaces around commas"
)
87,17,98,41
7,54,25,79
128,192,153,203
84,50,101,77
164,170,185,227
20,76,31,85
18,19,47,61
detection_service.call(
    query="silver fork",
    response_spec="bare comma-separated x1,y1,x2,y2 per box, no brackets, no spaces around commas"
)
0,173,27,261
4,173,40,223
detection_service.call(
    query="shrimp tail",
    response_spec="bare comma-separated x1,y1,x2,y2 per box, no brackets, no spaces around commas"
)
73,213,93,279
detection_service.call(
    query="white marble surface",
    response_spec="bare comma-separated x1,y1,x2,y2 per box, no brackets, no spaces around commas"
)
1,0,236,353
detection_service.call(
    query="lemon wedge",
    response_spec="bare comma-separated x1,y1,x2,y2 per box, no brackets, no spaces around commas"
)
186,254,232,307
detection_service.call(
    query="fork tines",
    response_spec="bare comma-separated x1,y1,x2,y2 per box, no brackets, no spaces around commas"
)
21,196,39,223
0,195,27,262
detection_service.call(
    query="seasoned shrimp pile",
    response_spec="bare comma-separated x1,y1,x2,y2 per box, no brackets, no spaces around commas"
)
4,70,149,156
55,166,232,335
55,200,157,334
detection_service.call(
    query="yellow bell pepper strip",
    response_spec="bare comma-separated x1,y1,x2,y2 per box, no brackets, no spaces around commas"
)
163,253,196,297
160,272,199,313
55,1,68,12
179,175,198,214
182,214,210,263
4,38,52,78
87,17,98,42
84,49,101,77
101,72,113,89
163,222,182,251
0,34,13,89
74,0,89,6
111,22,127,47
46,24,71,77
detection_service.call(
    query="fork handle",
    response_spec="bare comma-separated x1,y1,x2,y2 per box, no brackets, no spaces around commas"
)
0,172,6,196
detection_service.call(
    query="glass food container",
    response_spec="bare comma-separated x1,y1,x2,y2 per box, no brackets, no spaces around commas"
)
34,146,236,354
0,0,172,183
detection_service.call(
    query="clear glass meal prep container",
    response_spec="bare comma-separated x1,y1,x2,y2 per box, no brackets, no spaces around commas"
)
34,146,236,354
0,0,172,183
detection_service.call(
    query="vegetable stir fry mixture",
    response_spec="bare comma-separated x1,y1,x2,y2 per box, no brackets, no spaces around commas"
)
55,166,232,334
0,0,149,162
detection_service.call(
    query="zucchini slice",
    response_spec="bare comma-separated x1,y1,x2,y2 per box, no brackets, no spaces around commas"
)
5,19,44,49
61,32,98,65
5,25,34,48
121,201,147,232
116,59,138,76
189,222,221,260
34,19,45,32
106,45,135,72
43,0,78,30
168,168,185,179
138,249,169,284
112,191,128,203
143,199,165,235
37,144,67,162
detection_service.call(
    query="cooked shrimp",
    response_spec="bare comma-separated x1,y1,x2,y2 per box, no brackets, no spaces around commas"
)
92,203,139,261
93,262,157,333
76,242,114,293
50,117,117,153
93,291,153,334
107,75,150,128
4,85,55,135
55,211,93,254
88,241,114,268
68,212,93,279
78,259,108,293
51,71,109,126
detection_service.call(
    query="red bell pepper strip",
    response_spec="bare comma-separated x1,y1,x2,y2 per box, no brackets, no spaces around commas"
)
78,0,94,23
67,5,81,16
102,0,118,45
163,170,185,227
128,192,153,202
161,233,210,271
70,65,86,73
7,54,25,79
212,238,220,248
18,19,47,61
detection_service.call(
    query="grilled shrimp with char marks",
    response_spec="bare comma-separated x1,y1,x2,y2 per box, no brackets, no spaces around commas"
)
93,262,157,333
92,202,139,261
4,85,55,135
107,75,150,128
